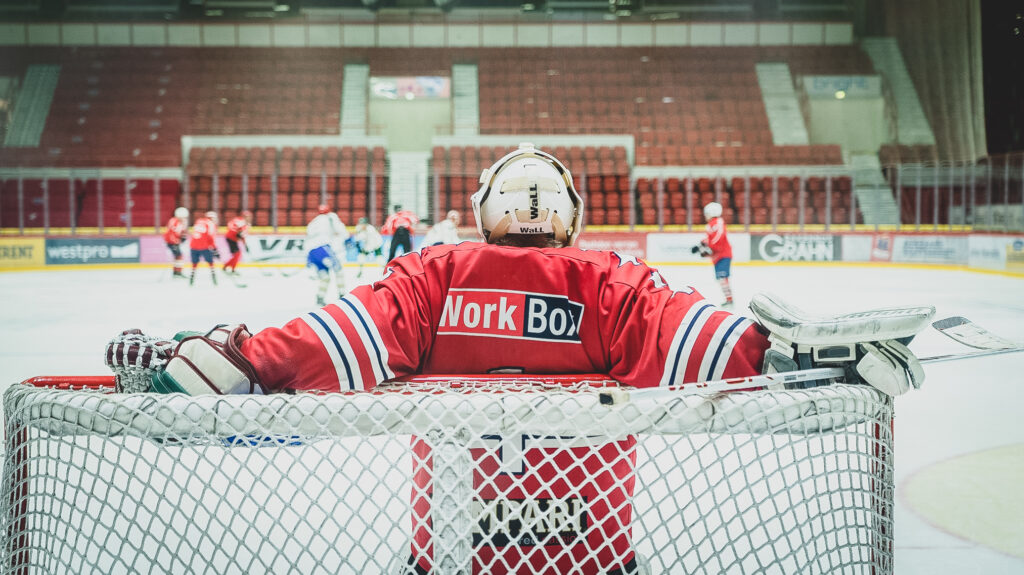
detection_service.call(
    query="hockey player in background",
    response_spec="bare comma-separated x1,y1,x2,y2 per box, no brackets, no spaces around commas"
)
692,201,734,309
305,204,348,306
422,209,462,246
187,211,219,286
381,204,419,261
163,207,189,279
108,144,929,575
223,210,251,275
351,216,384,278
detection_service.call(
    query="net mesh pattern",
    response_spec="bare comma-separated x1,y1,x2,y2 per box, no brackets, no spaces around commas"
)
1,378,893,575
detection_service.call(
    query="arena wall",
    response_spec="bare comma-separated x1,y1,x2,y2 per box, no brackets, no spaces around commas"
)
3,231,1022,274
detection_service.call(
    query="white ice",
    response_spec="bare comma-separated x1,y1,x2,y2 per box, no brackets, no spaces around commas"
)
1,261,1022,574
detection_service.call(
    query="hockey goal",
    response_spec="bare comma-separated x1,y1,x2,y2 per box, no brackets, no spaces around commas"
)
2,375,893,575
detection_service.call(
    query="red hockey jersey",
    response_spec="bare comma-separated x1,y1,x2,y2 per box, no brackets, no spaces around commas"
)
189,217,217,251
242,243,768,573
163,217,186,245
381,210,419,236
225,216,249,242
704,216,732,263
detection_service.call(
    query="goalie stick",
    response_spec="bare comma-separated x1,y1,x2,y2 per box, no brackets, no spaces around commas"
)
600,316,1024,405
931,316,1021,351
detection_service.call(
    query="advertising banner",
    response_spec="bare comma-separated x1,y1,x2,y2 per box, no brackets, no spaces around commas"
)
645,233,709,263
248,235,307,264
1006,238,1024,273
140,236,173,264
836,234,874,262
869,234,893,262
750,234,840,262
0,238,45,269
577,233,647,260
803,75,882,99
965,235,1024,270
44,238,140,265
142,236,269,264
890,235,968,265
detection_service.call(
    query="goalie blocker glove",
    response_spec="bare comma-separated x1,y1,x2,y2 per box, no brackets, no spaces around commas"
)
748,293,933,396
106,325,262,395
155,324,262,395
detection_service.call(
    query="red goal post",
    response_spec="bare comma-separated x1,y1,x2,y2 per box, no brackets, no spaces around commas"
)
3,374,893,575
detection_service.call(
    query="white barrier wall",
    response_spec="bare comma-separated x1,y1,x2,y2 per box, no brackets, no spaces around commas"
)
643,232,1024,274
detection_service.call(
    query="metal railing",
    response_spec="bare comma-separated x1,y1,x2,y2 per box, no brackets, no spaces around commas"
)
2,155,1022,236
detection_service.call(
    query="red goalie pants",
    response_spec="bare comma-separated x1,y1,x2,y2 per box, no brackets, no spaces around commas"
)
408,436,639,574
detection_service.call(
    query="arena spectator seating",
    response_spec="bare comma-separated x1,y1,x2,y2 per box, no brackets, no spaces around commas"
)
186,145,387,227
0,45,877,228
635,175,857,227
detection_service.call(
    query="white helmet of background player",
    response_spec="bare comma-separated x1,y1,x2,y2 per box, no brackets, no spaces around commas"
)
472,143,583,246
703,202,723,220
174,207,189,220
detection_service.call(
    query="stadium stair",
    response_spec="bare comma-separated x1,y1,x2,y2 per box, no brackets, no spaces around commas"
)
3,64,60,148
850,152,900,226
452,64,479,136
341,63,369,136
388,151,431,219
861,38,936,146
756,62,810,146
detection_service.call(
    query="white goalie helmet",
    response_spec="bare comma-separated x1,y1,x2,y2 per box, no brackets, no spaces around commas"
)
471,143,583,246
703,202,723,219
174,207,189,219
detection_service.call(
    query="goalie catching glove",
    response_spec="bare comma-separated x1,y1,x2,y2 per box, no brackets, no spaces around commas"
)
105,330,176,393
749,293,933,396
105,325,262,395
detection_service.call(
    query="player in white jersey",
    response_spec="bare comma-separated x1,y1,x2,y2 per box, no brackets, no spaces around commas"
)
305,205,349,306
351,217,385,277
423,210,462,246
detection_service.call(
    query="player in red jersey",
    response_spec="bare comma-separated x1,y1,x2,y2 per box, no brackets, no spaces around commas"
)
223,210,251,275
163,207,189,279
108,145,927,574
382,204,420,261
692,201,734,309
188,211,219,286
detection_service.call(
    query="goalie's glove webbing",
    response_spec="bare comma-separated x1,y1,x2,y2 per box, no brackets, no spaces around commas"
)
105,330,175,393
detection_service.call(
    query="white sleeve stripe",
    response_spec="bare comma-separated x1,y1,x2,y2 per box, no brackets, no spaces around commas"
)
660,301,713,387
311,308,369,391
697,315,752,383
708,317,754,381
300,313,356,391
339,295,394,382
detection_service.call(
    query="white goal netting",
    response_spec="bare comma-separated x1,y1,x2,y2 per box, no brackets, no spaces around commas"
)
1,376,893,575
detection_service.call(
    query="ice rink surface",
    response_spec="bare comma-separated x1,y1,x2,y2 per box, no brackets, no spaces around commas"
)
1,260,1022,575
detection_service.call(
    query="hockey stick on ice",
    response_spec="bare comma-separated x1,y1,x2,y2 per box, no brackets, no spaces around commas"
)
931,316,1022,351
600,317,1024,405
